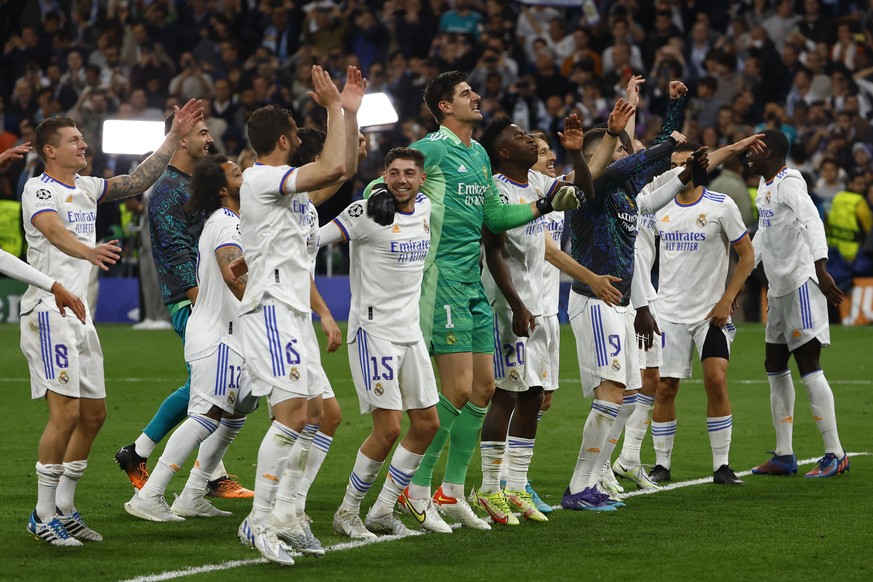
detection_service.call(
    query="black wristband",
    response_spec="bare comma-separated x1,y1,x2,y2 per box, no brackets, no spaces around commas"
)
606,129,621,137
535,196,553,215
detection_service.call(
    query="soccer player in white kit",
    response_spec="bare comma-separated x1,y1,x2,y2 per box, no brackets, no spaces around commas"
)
124,154,260,523
321,147,445,538
747,129,849,478
651,144,756,485
20,102,203,546
236,66,364,566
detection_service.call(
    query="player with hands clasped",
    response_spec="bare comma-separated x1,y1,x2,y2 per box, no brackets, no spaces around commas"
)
562,81,689,511
236,65,364,566
647,143,756,486
747,129,849,479
19,100,203,546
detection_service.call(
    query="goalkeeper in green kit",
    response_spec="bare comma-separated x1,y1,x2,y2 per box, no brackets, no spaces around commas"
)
365,71,581,530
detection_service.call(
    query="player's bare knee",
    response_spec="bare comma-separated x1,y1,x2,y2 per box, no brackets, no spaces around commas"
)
411,409,440,441
656,379,679,402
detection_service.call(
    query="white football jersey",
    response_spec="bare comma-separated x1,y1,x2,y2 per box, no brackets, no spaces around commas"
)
305,201,319,277
634,167,684,305
656,188,748,323
239,163,310,315
185,207,242,361
542,210,564,317
323,194,431,343
482,171,559,316
20,172,106,315
752,167,828,297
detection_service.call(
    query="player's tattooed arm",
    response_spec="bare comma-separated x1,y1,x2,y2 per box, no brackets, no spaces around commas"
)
102,98,204,202
215,245,246,301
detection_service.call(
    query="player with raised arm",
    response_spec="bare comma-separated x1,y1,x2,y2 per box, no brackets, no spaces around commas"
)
649,143,756,485
365,71,578,530
115,112,252,500
321,147,448,538
747,129,849,478
125,154,260,521
472,114,622,525
20,101,202,546
561,84,691,511
235,65,364,566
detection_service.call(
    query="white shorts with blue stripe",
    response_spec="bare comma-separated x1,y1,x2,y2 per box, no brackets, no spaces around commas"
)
659,318,736,379
765,278,830,352
189,343,259,415
19,299,105,399
492,308,549,393
568,293,640,397
347,327,438,414
239,296,317,405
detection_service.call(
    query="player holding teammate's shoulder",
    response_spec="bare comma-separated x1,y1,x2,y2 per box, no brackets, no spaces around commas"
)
20,100,203,546
747,129,849,479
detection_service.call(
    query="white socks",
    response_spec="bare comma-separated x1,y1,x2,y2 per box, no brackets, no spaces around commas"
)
768,370,795,456
652,420,677,469
251,421,298,523
274,423,318,523
802,370,845,457
297,430,333,517
619,392,654,467
36,462,64,521
479,441,505,494
181,417,245,501
134,433,157,458
594,393,636,479
506,436,535,491
568,400,619,494
339,450,383,514
707,415,732,471
371,445,423,517
141,414,219,500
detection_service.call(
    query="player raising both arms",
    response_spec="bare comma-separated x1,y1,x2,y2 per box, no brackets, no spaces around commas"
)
236,66,363,566
20,101,202,545
125,154,259,522
747,129,849,478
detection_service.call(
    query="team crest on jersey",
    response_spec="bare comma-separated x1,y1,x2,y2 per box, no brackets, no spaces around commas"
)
423,218,429,233
349,203,364,217
499,192,510,204
228,392,236,404
509,370,519,382
446,333,456,345
59,371,69,385
611,359,621,372
765,191,771,204
696,214,707,227
289,367,300,381
36,189,52,200
374,383,384,396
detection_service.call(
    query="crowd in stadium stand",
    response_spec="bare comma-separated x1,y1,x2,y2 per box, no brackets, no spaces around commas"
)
1,0,872,291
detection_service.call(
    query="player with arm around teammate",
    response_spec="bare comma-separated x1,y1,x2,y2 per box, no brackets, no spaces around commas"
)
20,101,202,546
747,129,849,478
125,154,259,521
321,147,448,538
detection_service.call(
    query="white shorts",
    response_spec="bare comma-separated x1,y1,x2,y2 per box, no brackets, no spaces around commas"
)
660,319,737,379
19,301,105,399
637,300,664,370
303,316,335,400
189,343,259,415
348,327,439,414
542,314,561,391
492,308,549,392
239,298,318,405
568,293,641,397
766,278,830,351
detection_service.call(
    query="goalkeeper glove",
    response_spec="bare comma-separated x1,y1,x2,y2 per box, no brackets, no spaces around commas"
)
536,185,582,215
367,184,397,226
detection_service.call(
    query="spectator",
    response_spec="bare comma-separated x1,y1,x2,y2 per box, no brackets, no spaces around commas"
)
437,0,483,40
762,0,799,52
827,173,872,263
169,52,214,102
816,158,847,209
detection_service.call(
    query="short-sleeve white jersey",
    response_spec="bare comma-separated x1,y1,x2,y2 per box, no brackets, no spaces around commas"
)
753,167,828,297
20,172,107,315
655,188,748,323
185,207,242,361
305,201,319,277
323,194,431,343
239,163,310,315
482,170,559,316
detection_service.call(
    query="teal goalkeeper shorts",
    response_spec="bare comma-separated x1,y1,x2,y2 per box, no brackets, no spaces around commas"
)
421,269,494,355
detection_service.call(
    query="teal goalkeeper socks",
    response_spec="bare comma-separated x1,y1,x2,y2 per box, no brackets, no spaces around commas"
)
444,402,487,485
411,394,461,488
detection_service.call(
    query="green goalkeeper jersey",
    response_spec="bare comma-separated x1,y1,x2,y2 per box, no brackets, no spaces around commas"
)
411,126,535,282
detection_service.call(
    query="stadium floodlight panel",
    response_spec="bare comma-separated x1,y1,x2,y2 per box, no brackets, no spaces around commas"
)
102,120,166,155
358,93,398,128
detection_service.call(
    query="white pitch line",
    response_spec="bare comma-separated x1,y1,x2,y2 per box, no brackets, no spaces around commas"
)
617,451,870,499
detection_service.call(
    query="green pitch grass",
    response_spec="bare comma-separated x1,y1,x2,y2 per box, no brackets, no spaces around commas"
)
1,323,870,581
